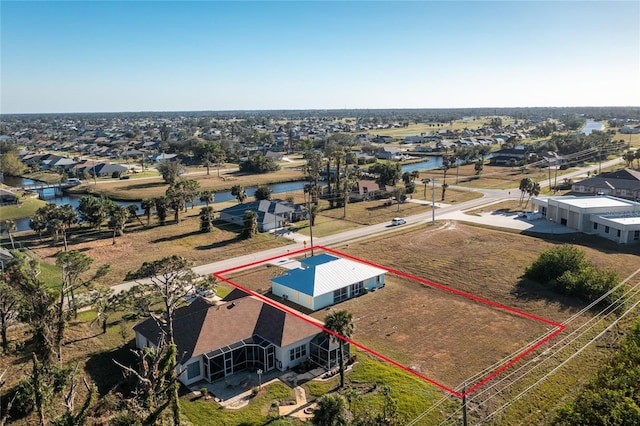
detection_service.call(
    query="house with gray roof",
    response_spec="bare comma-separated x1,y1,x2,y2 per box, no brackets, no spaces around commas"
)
571,169,640,201
271,254,387,311
218,199,304,232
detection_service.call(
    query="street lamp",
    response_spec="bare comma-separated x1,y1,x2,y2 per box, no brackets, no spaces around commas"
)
257,368,263,390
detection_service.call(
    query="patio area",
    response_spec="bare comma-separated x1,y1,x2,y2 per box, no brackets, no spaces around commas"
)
188,366,329,409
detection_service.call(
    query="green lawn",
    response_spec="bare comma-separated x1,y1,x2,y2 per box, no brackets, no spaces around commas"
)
0,195,47,220
181,382,303,425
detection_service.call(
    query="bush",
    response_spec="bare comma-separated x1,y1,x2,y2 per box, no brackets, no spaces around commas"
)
9,378,35,417
109,412,142,426
524,245,622,305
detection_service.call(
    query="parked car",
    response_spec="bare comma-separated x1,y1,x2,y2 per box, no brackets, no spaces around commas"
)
391,218,406,226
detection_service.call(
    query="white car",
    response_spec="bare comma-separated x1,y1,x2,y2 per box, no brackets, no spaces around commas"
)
391,218,406,226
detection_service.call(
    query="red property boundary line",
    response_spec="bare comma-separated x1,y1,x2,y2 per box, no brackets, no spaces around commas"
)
213,245,565,398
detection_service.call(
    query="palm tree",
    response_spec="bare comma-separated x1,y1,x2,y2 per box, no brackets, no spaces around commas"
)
1,220,16,250
312,394,348,426
440,183,449,201
141,198,154,226
242,210,258,238
108,204,129,244
199,190,214,207
323,310,354,389
199,206,216,232
519,177,533,206
524,181,541,210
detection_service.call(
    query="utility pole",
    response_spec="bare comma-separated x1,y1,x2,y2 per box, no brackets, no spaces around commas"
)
462,381,468,426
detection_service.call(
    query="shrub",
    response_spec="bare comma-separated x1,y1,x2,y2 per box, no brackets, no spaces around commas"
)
9,378,34,417
525,245,622,305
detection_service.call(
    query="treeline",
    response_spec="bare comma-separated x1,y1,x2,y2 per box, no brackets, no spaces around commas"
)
4,106,639,123
553,319,640,425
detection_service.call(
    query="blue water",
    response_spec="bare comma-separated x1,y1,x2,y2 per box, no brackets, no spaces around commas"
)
9,160,448,231
581,120,605,135
10,179,313,231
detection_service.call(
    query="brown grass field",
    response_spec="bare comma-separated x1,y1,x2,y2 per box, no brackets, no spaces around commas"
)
217,221,640,394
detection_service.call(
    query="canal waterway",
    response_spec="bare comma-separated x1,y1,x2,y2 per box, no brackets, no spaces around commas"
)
5,159,447,231
581,119,605,135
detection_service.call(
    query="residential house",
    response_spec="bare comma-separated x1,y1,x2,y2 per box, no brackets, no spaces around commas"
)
620,125,640,134
150,153,178,163
488,147,529,166
271,253,387,311
93,163,128,177
571,169,640,201
350,179,384,201
376,147,404,160
218,199,305,232
133,292,343,386
531,195,640,244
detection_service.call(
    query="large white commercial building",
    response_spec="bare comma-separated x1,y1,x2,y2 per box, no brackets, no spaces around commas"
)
531,196,640,244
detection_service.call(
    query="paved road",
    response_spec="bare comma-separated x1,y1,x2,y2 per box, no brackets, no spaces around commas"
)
111,157,624,294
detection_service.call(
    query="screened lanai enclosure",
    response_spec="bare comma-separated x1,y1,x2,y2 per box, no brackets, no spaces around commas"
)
201,333,346,382
204,335,276,382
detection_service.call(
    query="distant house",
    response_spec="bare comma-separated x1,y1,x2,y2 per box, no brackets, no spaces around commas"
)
217,199,305,232
265,151,285,161
620,125,640,134
350,179,384,201
571,169,640,201
0,188,18,205
531,195,640,244
150,153,178,163
91,163,128,177
134,292,343,386
376,147,404,160
488,148,529,166
271,254,387,311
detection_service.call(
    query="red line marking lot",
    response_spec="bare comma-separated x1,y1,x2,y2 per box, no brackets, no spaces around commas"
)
214,246,565,398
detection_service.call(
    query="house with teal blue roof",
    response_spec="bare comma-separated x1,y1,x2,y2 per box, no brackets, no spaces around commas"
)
271,254,387,311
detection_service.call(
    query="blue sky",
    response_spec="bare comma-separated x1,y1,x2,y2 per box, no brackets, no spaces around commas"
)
1,1,638,114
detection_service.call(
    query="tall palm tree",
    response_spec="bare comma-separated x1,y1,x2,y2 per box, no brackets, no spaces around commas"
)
519,177,533,206
524,181,541,210
141,198,154,226
323,310,354,389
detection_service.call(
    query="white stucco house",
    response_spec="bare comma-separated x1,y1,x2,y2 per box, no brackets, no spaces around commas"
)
530,195,640,244
271,254,387,311
133,290,344,386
